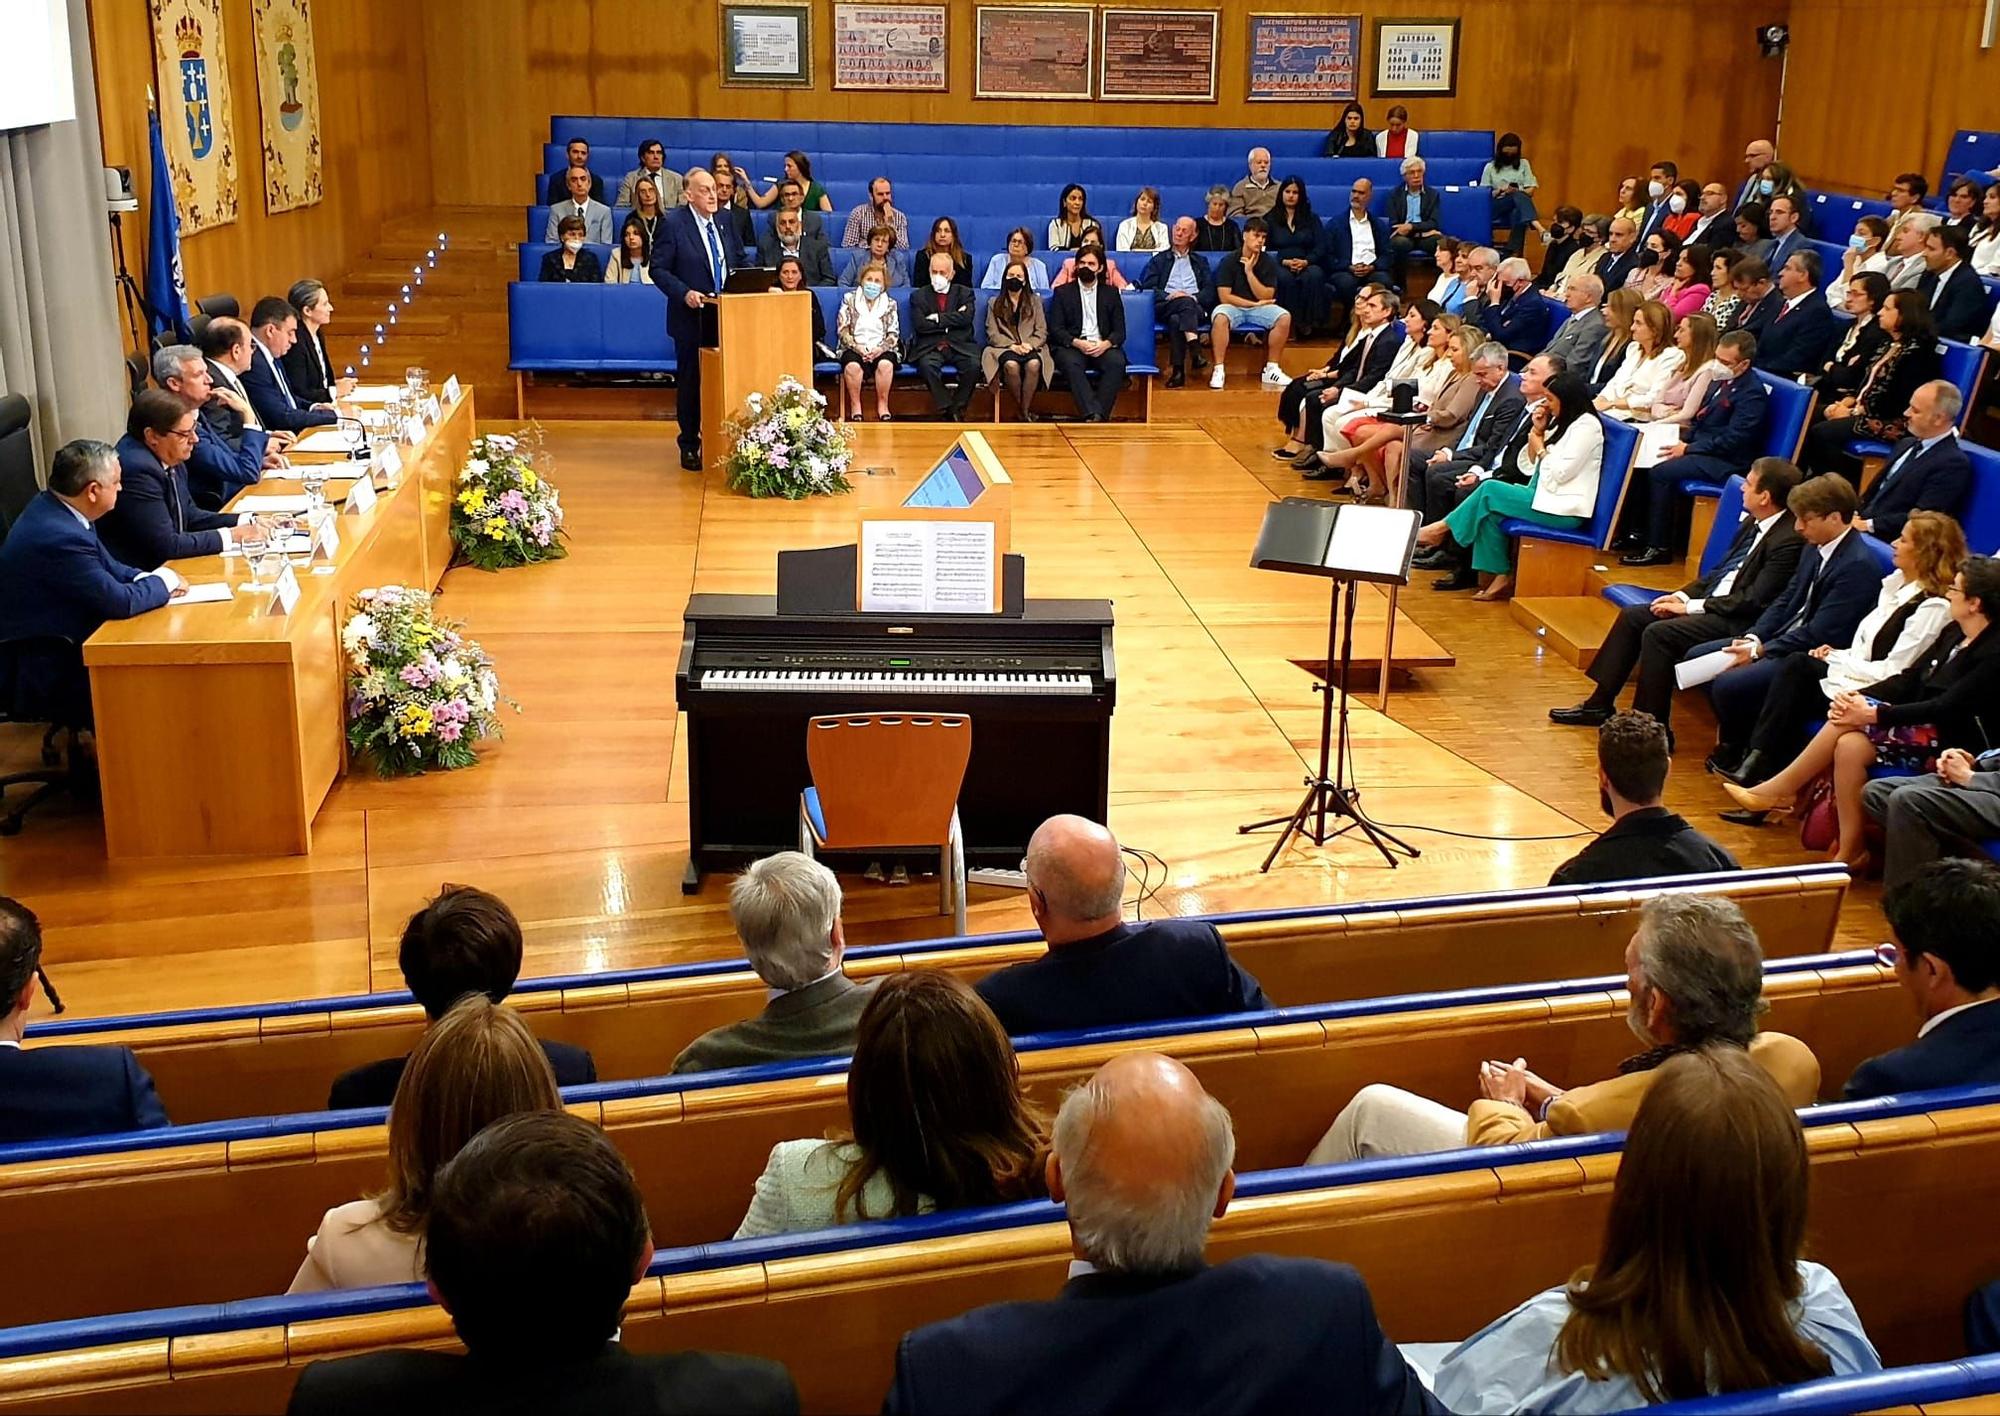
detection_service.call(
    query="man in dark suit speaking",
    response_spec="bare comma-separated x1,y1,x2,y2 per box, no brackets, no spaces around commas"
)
651,167,731,472
286,1111,798,1415
883,1051,1438,1415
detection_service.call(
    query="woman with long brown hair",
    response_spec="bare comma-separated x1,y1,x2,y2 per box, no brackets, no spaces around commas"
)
288,996,564,1292
1428,1047,1880,1410
735,971,1049,1236
983,258,1050,422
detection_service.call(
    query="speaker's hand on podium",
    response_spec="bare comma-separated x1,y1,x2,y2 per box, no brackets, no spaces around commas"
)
685,290,709,310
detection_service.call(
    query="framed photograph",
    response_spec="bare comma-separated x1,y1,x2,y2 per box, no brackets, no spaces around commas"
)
833,3,948,91
1246,13,1361,103
1372,17,1458,97
975,4,1094,100
719,1,813,88
1099,9,1218,103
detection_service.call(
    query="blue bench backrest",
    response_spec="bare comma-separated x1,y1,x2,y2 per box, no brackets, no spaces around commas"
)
519,242,615,282
1588,414,1641,545
1804,191,1892,246
1944,129,2000,194
1940,340,1990,428
1962,441,2000,553
1756,371,1815,462
1696,475,1748,578
1654,1351,2000,1415
509,283,672,371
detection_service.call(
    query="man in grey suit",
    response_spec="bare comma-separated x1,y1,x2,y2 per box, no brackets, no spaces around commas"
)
756,209,836,286
1865,751,2000,891
671,853,876,1073
1541,273,1607,370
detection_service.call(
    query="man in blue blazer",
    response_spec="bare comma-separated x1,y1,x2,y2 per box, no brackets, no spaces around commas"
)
98,392,254,571
1383,159,1443,286
1919,227,1992,342
1750,252,1838,380
1622,331,1770,565
0,896,170,1143
976,817,1267,1035
884,1052,1438,1416
1476,257,1551,352
1136,219,1217,386
156,344,269,510
650,167,731,470
1319,178,1395,309
1844,861,2000,1099
1857,386,1972,541
240,297,338,433
1760,194,1809,274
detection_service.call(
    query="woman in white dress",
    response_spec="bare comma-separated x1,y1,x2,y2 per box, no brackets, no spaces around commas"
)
1595,301,1684,415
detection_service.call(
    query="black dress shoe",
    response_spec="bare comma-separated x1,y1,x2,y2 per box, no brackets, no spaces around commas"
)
1612,533,1647,552
1291,451,1323,471
1719,750,1769,788
1620,546,1672,567
1411,550,1448,569
1192,348,1211,370
1301,465,1342,481
1166,370,1185,388
1433,569,1479,591
679,448,704,471
1719,808,1773,826
1704,745,1746,777
1271,445,1305,460
1549,703,1613,727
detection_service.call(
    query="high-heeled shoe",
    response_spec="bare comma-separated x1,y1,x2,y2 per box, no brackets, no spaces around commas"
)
1471,574,1514,602
1721,780,1793,814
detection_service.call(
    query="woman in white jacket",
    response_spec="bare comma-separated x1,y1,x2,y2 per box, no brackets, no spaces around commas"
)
1594,301,1684,414
1416,370,1603,601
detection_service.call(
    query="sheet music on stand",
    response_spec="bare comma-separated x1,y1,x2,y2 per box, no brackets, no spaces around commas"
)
859,519,997,614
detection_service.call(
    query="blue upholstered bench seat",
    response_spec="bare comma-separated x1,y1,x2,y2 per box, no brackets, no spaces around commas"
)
1499,414,1639,552
1654,1352,2000,1415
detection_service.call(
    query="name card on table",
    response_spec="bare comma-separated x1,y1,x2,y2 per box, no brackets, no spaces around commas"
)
270,563,302,616
422,395,442,425
344,472,377,516
442,375,461,405
315,511,342,560
375,442,402,488
403,416,424,445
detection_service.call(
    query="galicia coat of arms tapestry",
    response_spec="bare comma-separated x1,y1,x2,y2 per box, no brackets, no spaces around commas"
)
251,0,323,214
151,0,240,233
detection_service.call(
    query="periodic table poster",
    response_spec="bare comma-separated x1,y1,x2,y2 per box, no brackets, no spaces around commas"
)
1372,17,1459,97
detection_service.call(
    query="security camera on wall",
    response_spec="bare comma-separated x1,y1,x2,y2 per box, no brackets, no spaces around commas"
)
105,166,138,215
1755,23,1790,57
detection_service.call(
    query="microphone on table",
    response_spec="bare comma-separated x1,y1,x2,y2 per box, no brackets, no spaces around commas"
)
334,415,372,461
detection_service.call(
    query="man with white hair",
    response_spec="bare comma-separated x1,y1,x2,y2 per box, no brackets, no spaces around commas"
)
669,852,875,1073
153,344,277,510
1883,210,1940,290
1226,147,1276,220
883,1052,1435,1414
1541,273,1608,372
1472,255,1548,351
1385,156,1441,284
975,816,1268,1035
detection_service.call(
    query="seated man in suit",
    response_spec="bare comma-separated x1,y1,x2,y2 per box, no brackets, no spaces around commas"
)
98,391,265,571
1384,157,1443,285
1761,193,1809,273
1751,251,1837,380
545,164,614,246
1550,712,1738,885
0,896,170,1143
976,816,1269,1035
242,297,339,434
1404,348,1534,529
1274,286,1404,466
1920,225,1990,342
673,854,875,1074
195,317,292,454
1594,216,1640,294
754,208,833,286
1865,749,2000,891
1843,861,2000,1098
1554,457,1802,739
1854,380,1971,539
286,1111,797,1416
1319,177,1394,315
542,136,605,204
908,251,979,420
765,178,824,240
1728,258,1785,342
615,138,681,211
1620,330,1769,567
1048,245,1130,423
328,885,597,1108
1476,256,1550,352
153,343,272,510
1540,273,1608,371
1309,893,1820,1161
711,170,759,264
1136,217,1217,387
884,1051,1436,1416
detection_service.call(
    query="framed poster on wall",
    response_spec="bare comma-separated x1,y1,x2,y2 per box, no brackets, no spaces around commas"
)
1372,17,1458,97
1099,9,1218,103
975,5,1094,100
833,3,949,91
719,1,814,88
1246,13,1360,103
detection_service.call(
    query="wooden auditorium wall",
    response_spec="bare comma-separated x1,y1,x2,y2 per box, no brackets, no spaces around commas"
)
421,0,1781,218
1780,0,1998,195
87,0,433,310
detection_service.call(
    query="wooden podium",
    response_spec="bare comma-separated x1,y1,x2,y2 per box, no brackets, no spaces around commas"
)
698,290,815,470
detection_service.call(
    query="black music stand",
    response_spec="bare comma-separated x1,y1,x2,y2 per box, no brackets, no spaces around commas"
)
1239,498,1423,871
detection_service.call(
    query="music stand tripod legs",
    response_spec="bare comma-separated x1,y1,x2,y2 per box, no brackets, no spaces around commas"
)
1239,573,1420,872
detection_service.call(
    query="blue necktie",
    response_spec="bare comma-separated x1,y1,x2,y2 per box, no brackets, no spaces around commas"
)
266,348,297,408
1880,444,1916,487
1713,521,1756,580
1456,389,1495,451
702,219,725,294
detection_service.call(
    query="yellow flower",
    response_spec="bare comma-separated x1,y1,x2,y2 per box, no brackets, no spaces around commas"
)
458,487,487,513
397,703,434,739
521,470,538,491
484,517,507,539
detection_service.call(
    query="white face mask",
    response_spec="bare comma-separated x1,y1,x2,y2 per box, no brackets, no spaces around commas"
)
861,280,884,299
1647,179,1666,201
930,273,951,294
563,239,583,253
1668,193,1687,214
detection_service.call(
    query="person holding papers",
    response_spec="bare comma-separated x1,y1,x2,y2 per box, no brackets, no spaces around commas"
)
97,392,269,571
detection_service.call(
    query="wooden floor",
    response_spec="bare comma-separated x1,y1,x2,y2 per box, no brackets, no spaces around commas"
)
0,362,1881,1023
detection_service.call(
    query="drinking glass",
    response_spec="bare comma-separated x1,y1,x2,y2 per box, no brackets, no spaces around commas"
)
301,464,328,513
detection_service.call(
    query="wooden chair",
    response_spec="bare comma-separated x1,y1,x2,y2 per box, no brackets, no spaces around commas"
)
799,712,971,934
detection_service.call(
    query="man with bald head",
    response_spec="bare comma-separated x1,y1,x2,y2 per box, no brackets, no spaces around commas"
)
1136,218,1217,386
1736,138,1778,213
884,1053,1434,1414
974,816,1269,1035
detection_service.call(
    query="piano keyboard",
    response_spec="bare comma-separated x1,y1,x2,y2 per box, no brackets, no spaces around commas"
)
698,669,1095,695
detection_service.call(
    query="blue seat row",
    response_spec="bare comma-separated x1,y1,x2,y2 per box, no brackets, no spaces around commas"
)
1499,413,1642,553
1943,128,2000,194
518,241,1230,287
1654,1352,2000,1415
3,1071,1991,1366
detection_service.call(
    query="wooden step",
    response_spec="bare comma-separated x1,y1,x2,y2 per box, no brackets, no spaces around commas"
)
1509,596,1618,670
328,311,455,340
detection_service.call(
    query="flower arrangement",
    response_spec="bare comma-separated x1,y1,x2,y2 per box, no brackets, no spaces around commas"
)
343,586,511,775
451,427,567,571
721,376,856,499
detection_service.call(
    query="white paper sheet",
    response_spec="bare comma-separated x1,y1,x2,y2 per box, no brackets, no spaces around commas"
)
859,520,997,614
345,384,403,404
233,495,314,514
1674,647,1738,691
1323,504,1420,579
173,582,234,605
1631,420,1684,470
